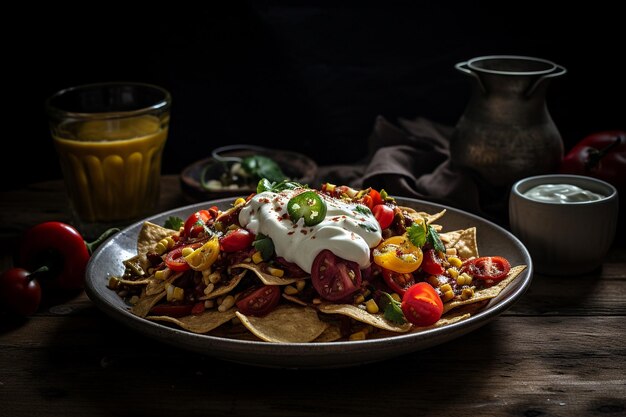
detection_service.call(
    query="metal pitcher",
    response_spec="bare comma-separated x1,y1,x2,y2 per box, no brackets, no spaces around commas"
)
450,55,567,187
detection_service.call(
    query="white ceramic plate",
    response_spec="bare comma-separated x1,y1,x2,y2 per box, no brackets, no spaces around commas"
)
85,197,533,369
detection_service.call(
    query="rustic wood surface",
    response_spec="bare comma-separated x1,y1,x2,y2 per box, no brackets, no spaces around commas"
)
1,176,624,417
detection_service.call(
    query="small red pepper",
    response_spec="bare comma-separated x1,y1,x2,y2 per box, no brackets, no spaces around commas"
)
15,222,118,290
559,130,626,193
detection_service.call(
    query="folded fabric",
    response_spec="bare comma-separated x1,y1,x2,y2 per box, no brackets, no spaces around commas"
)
315,115,509,226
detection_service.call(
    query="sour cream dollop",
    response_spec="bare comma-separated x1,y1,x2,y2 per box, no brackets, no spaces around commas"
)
239,190,383,273
523,183,605,203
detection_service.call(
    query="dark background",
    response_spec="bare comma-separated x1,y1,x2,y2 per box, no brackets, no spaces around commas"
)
4,2,623,191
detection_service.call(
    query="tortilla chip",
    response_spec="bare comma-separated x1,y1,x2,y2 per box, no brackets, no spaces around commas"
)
235,305,329,343
443,265,527,313
200,270,246,300
136,221,177,270
410,312,471,333
318,303,412,333
441,227,479,259
148,309,236,334
131,290,166,317
233,263,302,285
143,272,182,296
401,207,447,225
313,324,343,342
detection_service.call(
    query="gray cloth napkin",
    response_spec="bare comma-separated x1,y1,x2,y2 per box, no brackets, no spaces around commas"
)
315,115,509,225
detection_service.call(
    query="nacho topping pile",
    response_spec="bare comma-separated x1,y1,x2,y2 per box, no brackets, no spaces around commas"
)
108,180,526,343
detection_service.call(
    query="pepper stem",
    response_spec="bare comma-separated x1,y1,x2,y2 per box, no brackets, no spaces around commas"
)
85,228,120,255
586,135,623,170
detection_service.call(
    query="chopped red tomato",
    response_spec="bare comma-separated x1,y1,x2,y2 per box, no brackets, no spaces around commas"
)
401,282,443,326
311,250,362,301
236,285,281,316
164,243,201,271
382,268,416,296
421,248,445,275
183,209,213,238
372,204,394,230
220,228,254,252
462,256,511,282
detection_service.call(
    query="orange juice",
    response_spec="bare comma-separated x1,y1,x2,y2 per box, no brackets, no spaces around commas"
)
53,115,168,223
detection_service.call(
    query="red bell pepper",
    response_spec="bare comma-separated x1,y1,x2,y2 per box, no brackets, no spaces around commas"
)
559,130,626,193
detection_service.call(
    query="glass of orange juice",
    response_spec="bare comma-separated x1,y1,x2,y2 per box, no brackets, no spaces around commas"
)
46,82,171,239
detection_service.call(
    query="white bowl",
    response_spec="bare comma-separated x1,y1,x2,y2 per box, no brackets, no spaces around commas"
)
509,174,619,276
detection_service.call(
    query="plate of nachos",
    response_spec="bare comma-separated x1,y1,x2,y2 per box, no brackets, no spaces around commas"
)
85,180,532,368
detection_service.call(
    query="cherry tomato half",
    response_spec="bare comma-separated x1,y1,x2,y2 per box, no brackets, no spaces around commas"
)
401,282,443,326
164,243,202,271
236,285,281,316
462,256,511,282
372,204,394,230
421,248,445,275
183,209,212,238
311,250,362,301
382,267,416,296
220,228,254,252
373,235,423,274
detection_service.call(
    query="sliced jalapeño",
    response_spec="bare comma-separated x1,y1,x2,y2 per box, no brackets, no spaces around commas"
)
287,191,327,226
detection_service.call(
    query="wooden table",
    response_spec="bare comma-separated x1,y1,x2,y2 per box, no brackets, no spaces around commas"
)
1,176,624,417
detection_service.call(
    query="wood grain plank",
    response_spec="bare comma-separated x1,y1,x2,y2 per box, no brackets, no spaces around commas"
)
0,317,624,417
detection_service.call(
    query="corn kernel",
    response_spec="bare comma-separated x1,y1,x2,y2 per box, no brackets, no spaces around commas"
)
365,299,379,314
233,197,246,206
252,251,264,264
448,256,463,268
296,280,306,292
461,287,474,300
442,290,454,302
204,300,215,309
460,272,472,285
218,295,235,312
445,248,458,256
353,294,365,304
447,267,459,280
390,293,401,302
166,284,184,302
154,269,171,281
108,276,121,289
204,283,215,295
349,331,367,341
181,247,195,257
129,295,139,305
284,285,298,295
267,266,284,277
440,283,453,293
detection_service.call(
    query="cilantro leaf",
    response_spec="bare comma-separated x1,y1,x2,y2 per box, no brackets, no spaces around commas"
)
163,216,184,230
354,205,372,215
253,234,275,261
257,178,304,193
407,223,427,247
379,292,406,324
427,224,446,253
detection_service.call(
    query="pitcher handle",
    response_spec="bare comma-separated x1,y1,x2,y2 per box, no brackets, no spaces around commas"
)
525,64,567,97
455,62,487,94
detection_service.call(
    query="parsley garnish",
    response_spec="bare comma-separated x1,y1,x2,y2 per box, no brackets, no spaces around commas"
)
354,205,372,215
379,292,406,324
427,224,446,253
407,222,427,247
257,178,305,193
163,216,184,230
